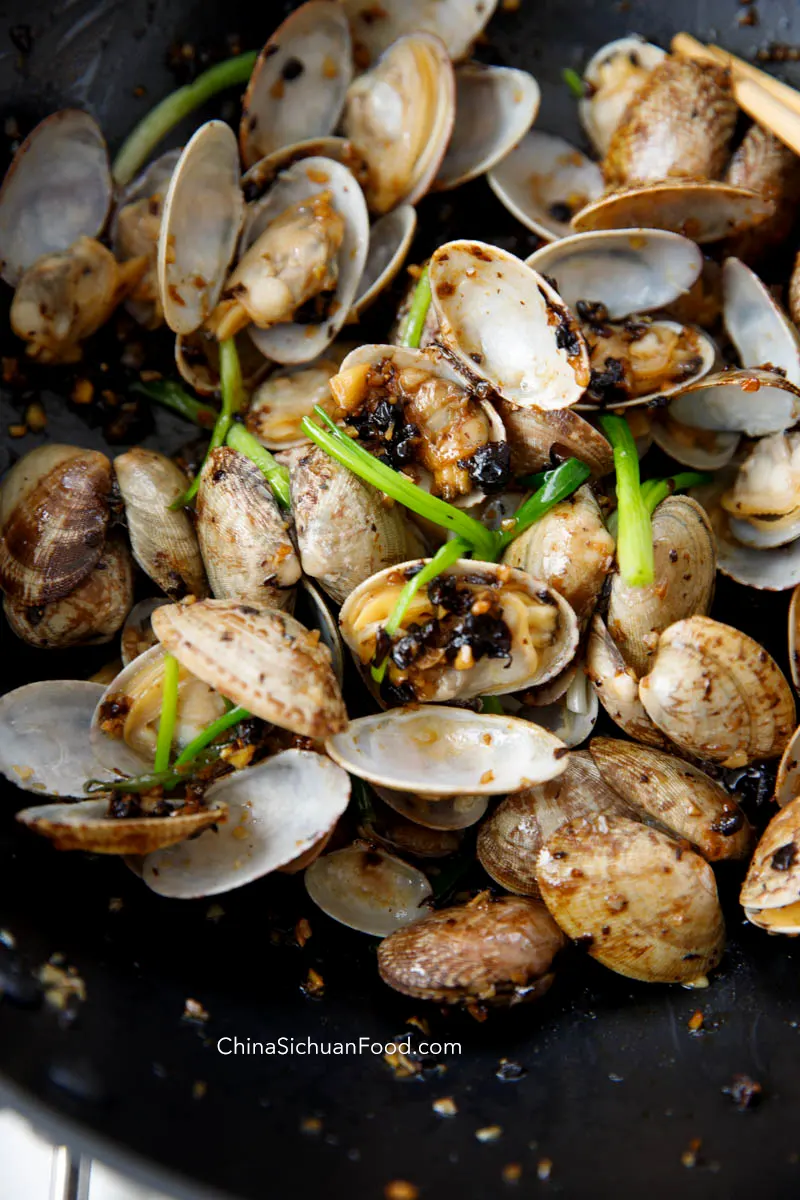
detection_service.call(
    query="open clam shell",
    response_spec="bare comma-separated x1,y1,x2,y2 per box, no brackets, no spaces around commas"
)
669,368,800,437
651,413,740,471
245,356,341,451
341,0,498,65
693,475,800,592
305,842,432,936
17,799,227,856
152,599,347,739
239,2,353,169
575,318,716,411
488,131,604,242
374,785,488,831
297,578,345,688
325,706,569,797
723,256,800,386
791,585,800,691
351,207,417,319
243,156,369,364
527,229,703,320
435,64,540,191
496,398,614,478
429,240,590,409
579,36,666,156
0,681,111,798
639,616,796,766
142,751,351,898
241,137,365,204
359,800,463,860
741,797,800,933
121,598,168,665
157,120,244,335
585,614,670,748
775,725,800,808
501,682,599,750
175,328,270,397
572,181,774,244
0,110,112,286
111,149,180,329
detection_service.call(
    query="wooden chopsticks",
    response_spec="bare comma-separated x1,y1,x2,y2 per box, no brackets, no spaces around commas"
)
672,32,800,157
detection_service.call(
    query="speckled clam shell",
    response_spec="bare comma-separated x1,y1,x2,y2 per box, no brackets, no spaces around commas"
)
585,614,670,748
741,797,800,933
305,842,433,936
16,798,227,856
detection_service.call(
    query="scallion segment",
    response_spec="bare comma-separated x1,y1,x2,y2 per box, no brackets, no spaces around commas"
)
226,423,291,509
480,695,504,715
599,413,654,588
562,67,585,98
398,266,432,349
641,471,712,514
171,338,245,509
153,653,180,773
131,380,218,428
84,747,221,796
173,705,251,768
112,51,258,186
495,458,592,554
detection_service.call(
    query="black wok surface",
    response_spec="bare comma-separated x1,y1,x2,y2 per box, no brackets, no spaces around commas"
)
3,2,800,1197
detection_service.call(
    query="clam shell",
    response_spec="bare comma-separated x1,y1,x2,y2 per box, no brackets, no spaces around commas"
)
152,599,347,739
239,2,353,168
241,137,364,204
579,37,666,156
377,893,565,1006
723,256,800,386
496,398,614,478
720,433,800,517
114,448,208,600
791,585,800,691
639,616,796,766
111,149,180,328
607,496,715,678
589,738,753,861
772,725,800,809
374,785,488,831
435,64,540,191
537,813,725,984
296,577,345,688
157,120,244,335
693,476,800,592
488,131,604,242
245,352,344,450
741,797,800,933
351,207,417,318
0,680,111,798
0,109,111,286
503,684,599,750
121,598,167,666
0,445,111,606
429,240,590,409
575,318,716,411
669,368,800,436
196,447,300,608
142,751,351,898
17,799,226,856
325,705,569,797
175,328,270,397
651,413,740,471
572,180,774,244
340,0,498,64
585,614,670,748
724,124,800,263
305,842,432,936
360,802,463,859
527,229,703,320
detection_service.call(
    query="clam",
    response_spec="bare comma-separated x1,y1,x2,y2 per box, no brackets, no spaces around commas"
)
239,2,353,168
325,706,569,797
527,229,703,320
639,616,796,766
720,434,800,519
10,236,145,362
496,398,614,478
606,496,716,677
174,328,270,397
791,585,800,690
669,368,800,437
576,316,715,410
775,725,800,808
296,577,345,688
340,0,498,65
195,447,301,609
245,352,344,450
428,240,591,409
502,485,615,627
157,120,244,335
339,559,579,704
487,131,604,242
791,250,800,329
435,64,540,191
111,149,180,329
329,344,508,502
0,681,112,798
602,57,737,189
241,136,365,204
0,109,112,286
502,670,600,749
377,893,565,1006
723,256,800,386
579,36,667,156
17,798,227,856
288,444,424,605
477,751,627,896
585,614,670,748
152,599,348,739
0,444,111,606
693,474,800,592
724,124,800,262
114,448,209,600
342,33,455,214
374,785,488,831
305,842,433,936
651,413,740,471
589,738,752,861
537,813,725,984
143,751,351,898
121,598,168,665
351,207,417,319
740,798,800,934
572,180,774,244
4,535,134,650
359,800,463,860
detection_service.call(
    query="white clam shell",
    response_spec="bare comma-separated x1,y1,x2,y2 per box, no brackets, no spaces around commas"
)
304,843,432,936
340,0,498,64
723,256,800,386
775,725,800,808
488,131,604,242
142,751,351,898
0,681,111,798
575,319,716,412
579,36,666,155
246,354,342,450
241,137,363,203
17,798,227,856
651,415,740,471
670,368,800,437
374,785,488,830
572,180,774,244
351,207,417,319
693,478,800,592
325,706,569,797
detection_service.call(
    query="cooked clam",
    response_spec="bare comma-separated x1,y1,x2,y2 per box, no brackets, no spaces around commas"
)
537,813,725,984
723,256,800,386
341,0,498,65
305,842,433,936
741,798,800,934
114,447,208,600
791,585,800,691
496,398,614,478
577,316,715,409
175,327,270,397
773,725,800,810
579,36,666,155
488,130,604,242
694,473,800,592
502,667,600,749
121,598,167,665
586,614,670,748
669,369,800,437
639,616,796,766
358,795,463,858
0,680,112,798
572,179,774,244
374,785,488,831
245,356,341,450
340,559,579,704
724,124,800,263
720,434,800,519
651,413,740,471
351,207,417,319
196,447,300,609
17,798,227,856
378,893,565,1006
111,150,180,329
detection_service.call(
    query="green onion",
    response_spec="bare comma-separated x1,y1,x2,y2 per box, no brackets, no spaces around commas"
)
398,267,432,349
131,380,218,429
516,470,550,491
480,695,504,715
173,705,251,768
562,67,585,98
301,407,498,560
641,471,712,514
112,51,258,186
153,653,180,772
599,413,654,588
371,537,471,685
171,338,245,509
495,458,592,553
226,423,291,509
84,746,222,796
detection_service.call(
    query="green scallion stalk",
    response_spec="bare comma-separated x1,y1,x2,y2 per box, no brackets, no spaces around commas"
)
480,695,504,715
371,536,471,684
172,338,244,509
562,67,585,98
641,471,712,515
173,705,251,768
398,267,432,349
112,51,258,186
131,380,218,429
84,746,222,796
599,413,654,588
516,470,550,492
226,423,291,509
495,458,592,554
153,653,180,773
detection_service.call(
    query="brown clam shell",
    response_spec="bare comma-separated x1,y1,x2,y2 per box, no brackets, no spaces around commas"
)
17,799,227,855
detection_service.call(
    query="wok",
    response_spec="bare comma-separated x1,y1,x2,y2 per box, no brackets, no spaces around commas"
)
2,2,800,1197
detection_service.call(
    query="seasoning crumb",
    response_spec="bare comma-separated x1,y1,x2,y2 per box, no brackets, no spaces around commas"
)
24,401,46,432
502,1162,523,1184
302,967,325,998
206,903,225,922
72,378,94,405
406,1014,430,1035
384,1182,418,1200
37,961,87,1011
384,1048,420,1079
501,0,521,8
192,1080,207,1100
537,1157,553,1181
295,917,312,947
108,897,123,913
433,1096,458,1117
300,1115,323,1135
723,1074,763,1110
8,424,26,438
688,1009,704,1032
476,1124,503,1143
681,1137,702,1168
182,997,209,1023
